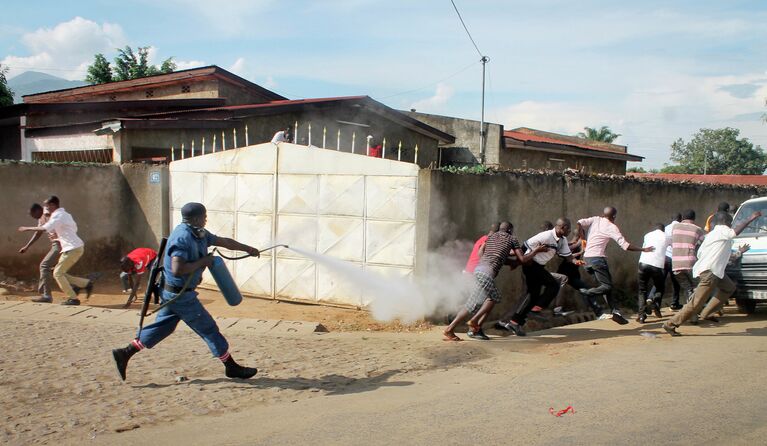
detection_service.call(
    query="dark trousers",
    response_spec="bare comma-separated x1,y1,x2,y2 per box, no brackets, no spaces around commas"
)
511,263,560,326
583,257,618,314
558,260,603,315
650,256,681,306
637,263,665,312
674,270,696,304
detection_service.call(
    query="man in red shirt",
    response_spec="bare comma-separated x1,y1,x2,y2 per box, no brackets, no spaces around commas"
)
464,223,499,274
120,247,158,294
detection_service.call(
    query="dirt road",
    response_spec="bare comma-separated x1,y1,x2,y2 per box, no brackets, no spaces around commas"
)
2,299,766,445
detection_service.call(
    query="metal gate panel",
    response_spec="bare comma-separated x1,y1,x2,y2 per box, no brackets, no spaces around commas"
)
365,176,417,221
365,221,416,266
276,215,318,259
171,171,203,210
235,213,273,253
277,174,319,215
234,257,272,296
205,210,235,240
203,173,236,212
317,264,363,306
275,258,316,300
319,175,365,217
317,216,364,262
236,174,274,214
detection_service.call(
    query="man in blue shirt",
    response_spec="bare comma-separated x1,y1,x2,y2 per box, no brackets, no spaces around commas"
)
112,202,260,381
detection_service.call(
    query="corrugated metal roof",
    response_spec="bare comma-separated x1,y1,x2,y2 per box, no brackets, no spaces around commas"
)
504,129,643,161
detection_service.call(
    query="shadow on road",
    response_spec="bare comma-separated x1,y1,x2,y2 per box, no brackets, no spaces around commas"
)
132,369,413,395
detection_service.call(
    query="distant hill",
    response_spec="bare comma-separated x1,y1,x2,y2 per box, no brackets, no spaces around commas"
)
7,71,88,103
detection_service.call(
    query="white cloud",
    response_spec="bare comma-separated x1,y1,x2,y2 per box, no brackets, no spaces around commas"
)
228,57,246,76
496,100,615,136
174,59,206,71
154,0,276,36
410,83,454,112
1,17,127,80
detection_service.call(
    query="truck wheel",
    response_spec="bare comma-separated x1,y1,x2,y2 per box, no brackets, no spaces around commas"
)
736,298,757,314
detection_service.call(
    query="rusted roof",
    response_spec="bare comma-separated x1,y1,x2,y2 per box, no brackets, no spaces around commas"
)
628,173,767,186
22,65,286,103
504,128,643,162
136,95,456,144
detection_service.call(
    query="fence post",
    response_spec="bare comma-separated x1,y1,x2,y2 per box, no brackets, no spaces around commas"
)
222,131,226,151
366,135,371,156
191,139,195,157
245,125,249,146
308,123,312,146
414,144,419,164
337,129,341,150
352,132,356,154
294,121,298,144
382,137,387,159
233,128,237,148
398,141,402,161
213,134,217,152
171,145,175,162
323,127,327,149
202,136,206,155
181,143,185,159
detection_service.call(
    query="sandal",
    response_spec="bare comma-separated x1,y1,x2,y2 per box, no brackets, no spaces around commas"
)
443,331,462,342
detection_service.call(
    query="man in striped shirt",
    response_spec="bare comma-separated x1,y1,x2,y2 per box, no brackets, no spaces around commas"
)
671,209,706,321
443,221,543,341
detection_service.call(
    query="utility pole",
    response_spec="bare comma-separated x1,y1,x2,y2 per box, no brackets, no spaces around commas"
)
479,55,489,165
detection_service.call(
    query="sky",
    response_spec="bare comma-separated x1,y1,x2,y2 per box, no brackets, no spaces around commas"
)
2,0,767,169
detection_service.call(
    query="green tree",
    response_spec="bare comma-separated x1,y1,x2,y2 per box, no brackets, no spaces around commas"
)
85,54,113,84
576,126,621,143
0,64,14,107
88,46,175,83
627,167,646,173
666,127,767,175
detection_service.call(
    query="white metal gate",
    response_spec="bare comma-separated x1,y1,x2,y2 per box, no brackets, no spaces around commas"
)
170,143,419,307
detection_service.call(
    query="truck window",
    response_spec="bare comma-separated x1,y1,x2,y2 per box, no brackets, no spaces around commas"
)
733,202,767,235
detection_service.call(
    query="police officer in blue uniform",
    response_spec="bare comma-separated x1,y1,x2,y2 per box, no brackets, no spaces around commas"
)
112,202,260,381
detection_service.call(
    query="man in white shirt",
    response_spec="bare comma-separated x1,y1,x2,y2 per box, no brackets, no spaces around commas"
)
501,218,573,334
663,210,761,336
270,127,291,144
636,223,668,323
18,196,94,306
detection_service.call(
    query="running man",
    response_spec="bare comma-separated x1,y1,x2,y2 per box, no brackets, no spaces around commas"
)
498,218,575,336
18,196,95,305
663,210,760,336
576,206,654,324
111,203,261,381
636,223,668,323
671,209,706,322
18,203,61,303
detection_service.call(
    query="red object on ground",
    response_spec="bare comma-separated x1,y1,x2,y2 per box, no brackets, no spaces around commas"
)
549,406,575,417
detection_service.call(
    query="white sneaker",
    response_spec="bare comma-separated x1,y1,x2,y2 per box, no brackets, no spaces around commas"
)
598,313,612,320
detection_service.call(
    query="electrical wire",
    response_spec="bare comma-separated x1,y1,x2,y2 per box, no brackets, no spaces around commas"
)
379,61,478,100
450,0,484,58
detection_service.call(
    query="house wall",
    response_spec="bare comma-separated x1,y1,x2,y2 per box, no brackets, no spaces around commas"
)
0,121,20,159
503,145,628,174
404,111,503,167
417,170,763,318
0,162,165,278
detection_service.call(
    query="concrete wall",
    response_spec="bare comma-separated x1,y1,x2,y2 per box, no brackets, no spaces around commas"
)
0,162,166,279
418,169,765,317
405,111,504,167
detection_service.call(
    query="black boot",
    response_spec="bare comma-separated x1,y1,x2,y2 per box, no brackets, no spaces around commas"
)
112,343,139,381
223,356,258,379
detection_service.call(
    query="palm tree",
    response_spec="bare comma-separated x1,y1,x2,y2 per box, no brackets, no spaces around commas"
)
577,126,621,143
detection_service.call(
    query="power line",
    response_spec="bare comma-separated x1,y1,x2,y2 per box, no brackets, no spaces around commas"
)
379,61,477,100
450,0,483,58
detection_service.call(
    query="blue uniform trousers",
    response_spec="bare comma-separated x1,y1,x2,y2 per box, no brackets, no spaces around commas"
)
137,289,229,357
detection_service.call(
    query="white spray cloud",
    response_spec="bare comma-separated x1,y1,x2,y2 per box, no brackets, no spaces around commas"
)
410,83,454,112
286,240,475,324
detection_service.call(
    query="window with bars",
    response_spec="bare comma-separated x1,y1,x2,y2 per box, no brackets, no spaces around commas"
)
145,89,154,98
181,85,191,93
31,149,113,163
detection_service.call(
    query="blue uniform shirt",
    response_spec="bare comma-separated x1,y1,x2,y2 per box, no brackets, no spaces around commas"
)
163,223,218,288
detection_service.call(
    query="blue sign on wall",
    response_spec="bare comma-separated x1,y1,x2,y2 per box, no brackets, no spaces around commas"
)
149,172,161,184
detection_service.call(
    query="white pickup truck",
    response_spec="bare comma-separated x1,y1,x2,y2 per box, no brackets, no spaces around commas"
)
727,196,767,313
